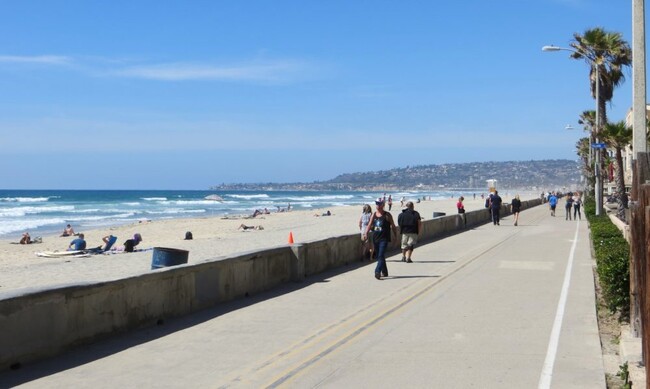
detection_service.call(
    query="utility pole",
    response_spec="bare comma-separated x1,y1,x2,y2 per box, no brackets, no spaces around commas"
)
633,0,647,156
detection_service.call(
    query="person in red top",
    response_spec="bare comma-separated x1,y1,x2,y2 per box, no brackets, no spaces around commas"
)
456,196,465,213
457,196,466,226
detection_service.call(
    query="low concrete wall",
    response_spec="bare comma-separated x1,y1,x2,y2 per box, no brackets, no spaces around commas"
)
0,198,542,371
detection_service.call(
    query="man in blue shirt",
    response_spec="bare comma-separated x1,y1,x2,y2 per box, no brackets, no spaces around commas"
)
68,233,87,251
548,193,558,217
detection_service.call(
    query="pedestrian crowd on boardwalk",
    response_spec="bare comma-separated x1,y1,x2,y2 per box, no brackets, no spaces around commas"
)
358,189,583,281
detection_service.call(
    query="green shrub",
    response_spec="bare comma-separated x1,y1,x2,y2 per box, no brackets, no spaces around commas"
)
585,197,630,317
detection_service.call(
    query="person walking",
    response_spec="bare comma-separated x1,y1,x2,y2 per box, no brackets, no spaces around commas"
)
489,191,502,225
363,198,397,280
573,192,582,220
548,192,558,216
564,193,574,221
511,194,522,226
398,201,422,263
387,195,393,211
358,204,373,260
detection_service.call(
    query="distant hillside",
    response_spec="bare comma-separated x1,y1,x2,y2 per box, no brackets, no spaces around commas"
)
212,159,580,191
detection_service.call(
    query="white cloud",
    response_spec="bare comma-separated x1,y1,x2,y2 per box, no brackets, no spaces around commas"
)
112,60,313,83
0,55,72,65
0,53,322,84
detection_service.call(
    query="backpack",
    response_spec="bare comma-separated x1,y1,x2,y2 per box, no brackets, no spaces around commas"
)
185,231,193,240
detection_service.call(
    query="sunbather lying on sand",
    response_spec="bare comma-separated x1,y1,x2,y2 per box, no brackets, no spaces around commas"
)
238,224,264,231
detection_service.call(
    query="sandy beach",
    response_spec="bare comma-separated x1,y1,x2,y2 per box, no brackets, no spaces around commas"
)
0,194,532,296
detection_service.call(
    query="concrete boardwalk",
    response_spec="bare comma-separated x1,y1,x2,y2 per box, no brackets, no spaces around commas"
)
1,204,605,388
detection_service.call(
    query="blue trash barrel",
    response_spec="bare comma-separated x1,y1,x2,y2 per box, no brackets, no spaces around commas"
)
151,247,189,270
432,212,446,218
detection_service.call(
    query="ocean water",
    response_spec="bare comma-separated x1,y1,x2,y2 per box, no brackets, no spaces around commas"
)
0,189,467,238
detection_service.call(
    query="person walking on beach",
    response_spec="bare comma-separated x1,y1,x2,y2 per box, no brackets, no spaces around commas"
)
398,201,421,263
358,204,373,260
363,198,397,280
387,195,393,211
511,194,522,226
548,192,558,216
489,191,502,225
573,192,582,220
564,193,574,221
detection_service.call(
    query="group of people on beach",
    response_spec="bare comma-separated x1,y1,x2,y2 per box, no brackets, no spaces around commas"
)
19,224,143,254
66,231,144,253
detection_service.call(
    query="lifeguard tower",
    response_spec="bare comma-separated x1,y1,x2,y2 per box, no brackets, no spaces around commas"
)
486,179,497,193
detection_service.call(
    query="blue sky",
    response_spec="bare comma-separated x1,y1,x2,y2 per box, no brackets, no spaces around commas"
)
0,1,639,189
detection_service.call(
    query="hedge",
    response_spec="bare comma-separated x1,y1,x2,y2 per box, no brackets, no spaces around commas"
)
585,197,630,317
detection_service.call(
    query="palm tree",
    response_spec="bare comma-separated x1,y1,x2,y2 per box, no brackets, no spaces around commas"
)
575,136,592,182
570,28,632,208
570,28,632,131
577,110,596,193
601,120,632,214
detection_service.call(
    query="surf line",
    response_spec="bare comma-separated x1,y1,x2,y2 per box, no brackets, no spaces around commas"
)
538,219,580,389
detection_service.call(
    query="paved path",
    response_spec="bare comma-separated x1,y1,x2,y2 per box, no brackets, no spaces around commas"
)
0,203,605,388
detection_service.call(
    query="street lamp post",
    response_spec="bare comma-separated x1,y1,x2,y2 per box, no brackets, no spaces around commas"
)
542,45,603,216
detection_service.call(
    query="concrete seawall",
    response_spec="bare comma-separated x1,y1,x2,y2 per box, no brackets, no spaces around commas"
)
0,199,541,371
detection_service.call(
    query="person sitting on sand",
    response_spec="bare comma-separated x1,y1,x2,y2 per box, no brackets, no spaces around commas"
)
20,232,31,244
314,210,332,217
60,224,76,237
123,233,143,252
238,224,264,231
68,233,86,251
101,235,118,250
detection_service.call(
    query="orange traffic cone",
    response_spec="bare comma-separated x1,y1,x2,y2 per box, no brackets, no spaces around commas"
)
288,232,294,244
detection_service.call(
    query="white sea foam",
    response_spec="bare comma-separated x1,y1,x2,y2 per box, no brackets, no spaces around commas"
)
0,197,51,203
284,195,355,201
0,205,75,217
69,208,102,214
227,194,270,200
145,208,206,215
141,197,167,201
162,200,220,206
0,218,65,236
65,212,137,222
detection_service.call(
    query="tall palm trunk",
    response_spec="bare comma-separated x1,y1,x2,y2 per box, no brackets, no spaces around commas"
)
596,81,608,210
614,147,628,212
